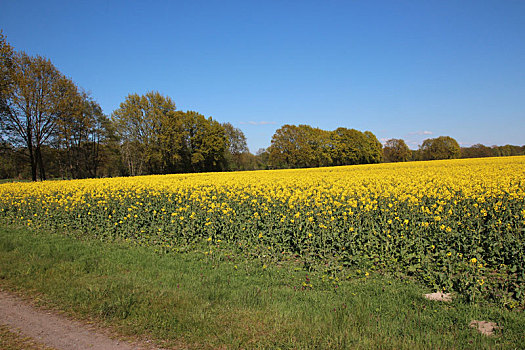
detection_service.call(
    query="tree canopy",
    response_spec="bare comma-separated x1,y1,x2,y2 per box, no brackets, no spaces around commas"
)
0,43,84,180
112,93,231,175
268,125,382,169
420,136,461,160
222,122,250,171
383,138,411,162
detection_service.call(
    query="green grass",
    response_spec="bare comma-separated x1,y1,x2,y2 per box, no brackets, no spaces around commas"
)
0,225,523,349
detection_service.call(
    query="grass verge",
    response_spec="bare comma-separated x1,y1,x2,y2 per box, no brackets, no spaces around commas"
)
0,325,54,350
0,225,523,349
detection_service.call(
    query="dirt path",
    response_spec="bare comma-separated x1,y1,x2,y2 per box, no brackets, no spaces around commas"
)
0,290,158,350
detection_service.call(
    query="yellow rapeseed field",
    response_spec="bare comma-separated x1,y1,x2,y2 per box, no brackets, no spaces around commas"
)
1,156,524,306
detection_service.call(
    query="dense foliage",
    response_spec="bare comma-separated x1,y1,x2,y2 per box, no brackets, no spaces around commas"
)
461,144,525,159
1,156,524,308
383,138,411,162
268,124,383,168
420,136,461,160
113,92,232,175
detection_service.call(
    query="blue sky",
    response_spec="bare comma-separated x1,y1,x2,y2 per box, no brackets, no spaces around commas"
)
2,0,524,151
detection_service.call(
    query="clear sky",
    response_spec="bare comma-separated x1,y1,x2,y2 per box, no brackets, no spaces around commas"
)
2,0,524,151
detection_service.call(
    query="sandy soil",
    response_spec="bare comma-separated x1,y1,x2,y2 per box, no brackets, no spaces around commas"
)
0,290,159,350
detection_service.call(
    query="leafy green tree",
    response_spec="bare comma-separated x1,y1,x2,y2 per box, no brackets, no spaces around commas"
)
460,144,493,159
182,111,227,172
233,151,258,171
410,149,423,161
57,92,114,178
492,144,524,157
420,136,461,160
0,32,15,117
0,41,80,181
0,141,28,179
363,131,383,163
291,124,317,168
268,124,301,168
255,148,270,169
113,94,228,175
330,127,367,165
269,124,333,169
112,91,183,175
222,122,248,170
269,125,382,168
303,125,332,167
383,138,411,162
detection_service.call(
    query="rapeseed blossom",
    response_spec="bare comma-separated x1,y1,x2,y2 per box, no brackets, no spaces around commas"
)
0,156,524,305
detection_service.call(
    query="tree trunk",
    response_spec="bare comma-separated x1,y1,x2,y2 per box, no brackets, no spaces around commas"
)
35,145,46,181
26,124,37,181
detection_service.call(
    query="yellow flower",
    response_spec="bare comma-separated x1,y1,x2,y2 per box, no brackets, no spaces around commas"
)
478,279,484,286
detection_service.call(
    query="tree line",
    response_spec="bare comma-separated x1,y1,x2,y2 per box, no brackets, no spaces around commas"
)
266,124,382,169
1,33,523,180
0,33,262,180
382,137,525,163
265,131,524,169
